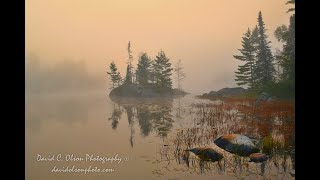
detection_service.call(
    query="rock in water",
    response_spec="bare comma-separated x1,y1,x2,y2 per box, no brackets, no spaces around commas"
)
214,134,259,156
185,147,223,162
249,153,268,163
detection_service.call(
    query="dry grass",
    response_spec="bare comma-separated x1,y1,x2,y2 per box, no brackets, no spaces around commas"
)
155,97,295,178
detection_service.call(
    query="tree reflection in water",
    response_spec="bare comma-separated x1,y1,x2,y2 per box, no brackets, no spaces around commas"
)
109,98,174,147
108,103,122,130
108,97,295,179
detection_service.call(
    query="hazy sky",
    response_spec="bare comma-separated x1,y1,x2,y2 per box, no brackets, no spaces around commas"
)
26,0,293,93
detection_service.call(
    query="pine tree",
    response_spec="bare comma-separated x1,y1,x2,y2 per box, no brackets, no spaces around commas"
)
234,28,256,89
126,41,134,83
274,2,295,82
136,53,152,86
255,11,275,87
174,59,186,90
152,50,173,89
107,61,122,89
251,26,260,55
116,72,122,86
251,26,260,83
124,65,131,84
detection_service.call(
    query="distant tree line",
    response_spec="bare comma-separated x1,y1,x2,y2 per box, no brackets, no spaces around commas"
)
234,1,295,98
107,42,186,90
26,55,102,94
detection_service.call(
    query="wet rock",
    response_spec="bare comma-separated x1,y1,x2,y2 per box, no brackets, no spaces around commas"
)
185,147,223,162
249,153,268,163
214,134,259,156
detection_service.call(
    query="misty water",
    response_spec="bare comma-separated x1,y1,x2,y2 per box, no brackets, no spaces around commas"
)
26,91,295,180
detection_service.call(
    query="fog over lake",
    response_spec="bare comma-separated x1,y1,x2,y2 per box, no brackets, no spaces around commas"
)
26,0,291,93
26,0,295,179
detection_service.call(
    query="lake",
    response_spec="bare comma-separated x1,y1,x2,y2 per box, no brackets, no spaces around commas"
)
26,91,295,180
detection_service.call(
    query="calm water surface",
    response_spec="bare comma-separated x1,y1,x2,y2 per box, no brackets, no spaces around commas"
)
26,91,295,180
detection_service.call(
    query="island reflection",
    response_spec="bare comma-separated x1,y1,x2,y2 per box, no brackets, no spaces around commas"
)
108,97,175,148
108,96,295,179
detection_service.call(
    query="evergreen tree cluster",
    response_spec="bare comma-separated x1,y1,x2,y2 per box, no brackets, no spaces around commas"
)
107,42,183,90
152,50,173,89
234,11,274,89
234,4,294,98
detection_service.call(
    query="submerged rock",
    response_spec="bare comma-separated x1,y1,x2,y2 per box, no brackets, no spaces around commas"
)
249,153,268,163
214,134,259,156
185,147,223,162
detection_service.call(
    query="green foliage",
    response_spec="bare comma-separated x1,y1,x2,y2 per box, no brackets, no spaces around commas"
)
234,28,256,89
136,52,152,86
124,65,132,84
255,11,275,87
115,41,176,90
274,19,294,82
107,61,122,89
234,12,275,89
280,14,295,81
152,50,173,89
126,41,134,84
274,25,288,42
274,5,295,95
267,80,294,99
234,7,294,100
240,80,294,100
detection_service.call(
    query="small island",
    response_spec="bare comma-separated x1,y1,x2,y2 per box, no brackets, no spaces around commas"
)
109,83,188,104
107,43,188,102
110,84,187,98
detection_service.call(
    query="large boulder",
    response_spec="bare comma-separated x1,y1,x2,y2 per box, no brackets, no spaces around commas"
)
214,134,259,156
185,147,223,162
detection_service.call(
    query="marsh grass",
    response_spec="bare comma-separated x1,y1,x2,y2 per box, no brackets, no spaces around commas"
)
156,97,295,179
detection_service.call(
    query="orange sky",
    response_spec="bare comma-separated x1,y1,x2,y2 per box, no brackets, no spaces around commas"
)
25,0,293,93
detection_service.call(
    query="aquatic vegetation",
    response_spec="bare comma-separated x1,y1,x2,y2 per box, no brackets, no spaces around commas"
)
154,97,295,179
107,96,295,179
